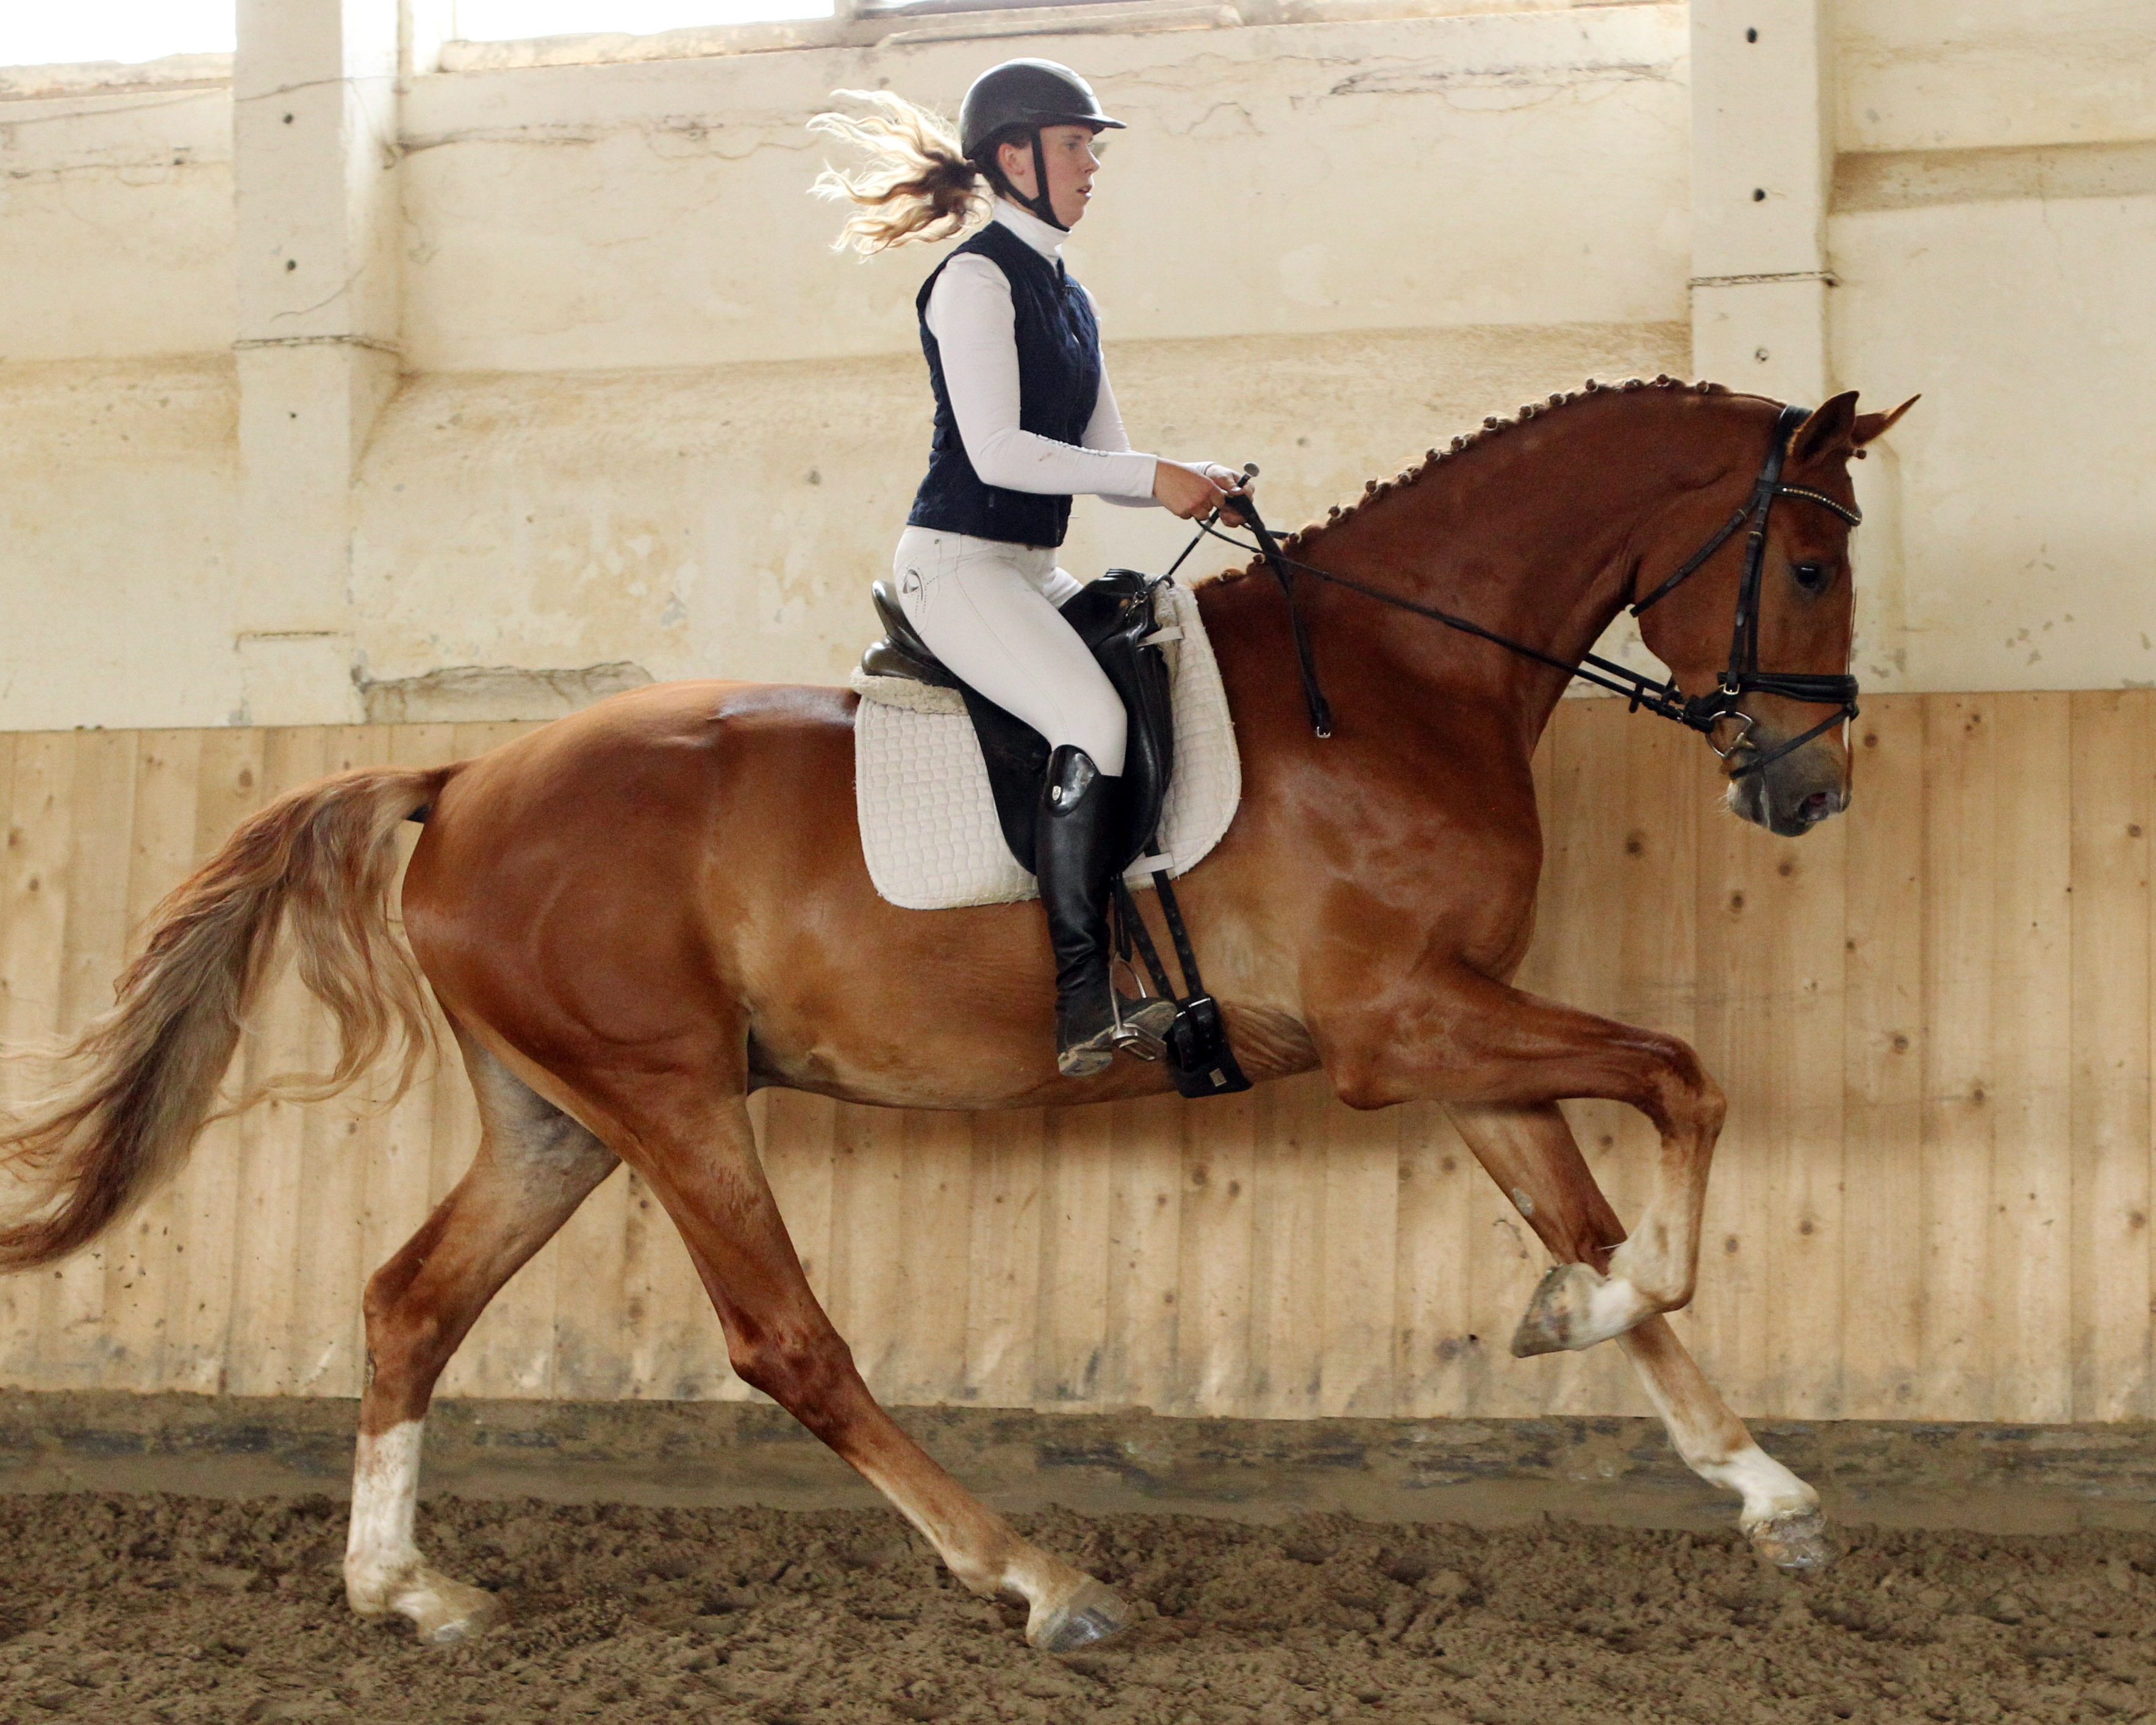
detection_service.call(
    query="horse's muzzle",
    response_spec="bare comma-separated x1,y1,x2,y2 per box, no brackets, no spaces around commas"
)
1726,735,1850,837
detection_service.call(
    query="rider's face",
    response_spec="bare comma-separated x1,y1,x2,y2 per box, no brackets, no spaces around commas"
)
998,125,1101,228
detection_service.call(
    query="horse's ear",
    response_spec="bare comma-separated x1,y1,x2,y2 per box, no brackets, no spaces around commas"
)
1852,393,1920,450
1789,390,1860,464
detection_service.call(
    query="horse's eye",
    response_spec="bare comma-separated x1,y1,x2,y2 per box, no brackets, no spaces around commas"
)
1792,561,1829,593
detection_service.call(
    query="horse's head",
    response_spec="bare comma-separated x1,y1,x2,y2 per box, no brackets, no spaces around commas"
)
1633,390,1918,837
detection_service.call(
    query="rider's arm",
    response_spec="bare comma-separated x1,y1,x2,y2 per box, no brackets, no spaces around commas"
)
1080,366,1159,510
1080,286,1239,514
926,255,1158,501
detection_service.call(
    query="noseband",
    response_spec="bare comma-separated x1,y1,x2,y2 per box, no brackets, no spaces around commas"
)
1197,401,1862,780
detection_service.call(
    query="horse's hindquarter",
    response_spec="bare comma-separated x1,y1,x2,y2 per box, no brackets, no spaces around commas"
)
403,682,788,1088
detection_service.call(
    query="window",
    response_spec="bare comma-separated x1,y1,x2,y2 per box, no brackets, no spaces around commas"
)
453,0,834,39
0,0,234,68
854,0,1141,15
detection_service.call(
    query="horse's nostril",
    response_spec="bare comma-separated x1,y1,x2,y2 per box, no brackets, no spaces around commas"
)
1799,792,1834,823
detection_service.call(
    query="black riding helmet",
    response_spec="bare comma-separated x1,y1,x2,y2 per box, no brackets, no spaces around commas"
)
960,59,1124,232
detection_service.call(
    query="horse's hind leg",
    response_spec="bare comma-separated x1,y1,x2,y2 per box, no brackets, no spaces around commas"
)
1447,1101,1829,1569
615,1088,1129,1652
345,1035,618,1642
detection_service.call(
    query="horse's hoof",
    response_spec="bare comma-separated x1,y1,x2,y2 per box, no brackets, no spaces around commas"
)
1746,1506,1835,1571
1028,1578,1131,1653
395,1571,505,1644
1511,1262,1655,1357
1511,1263,1593,1356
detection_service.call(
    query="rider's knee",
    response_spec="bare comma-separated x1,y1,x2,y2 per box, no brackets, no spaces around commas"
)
1061,686,1127,776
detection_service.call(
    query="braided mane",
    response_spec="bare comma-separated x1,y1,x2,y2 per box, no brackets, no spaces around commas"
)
1211,373,1732,585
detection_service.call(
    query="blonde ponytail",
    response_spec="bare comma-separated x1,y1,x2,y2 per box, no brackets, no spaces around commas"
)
809,90,991,254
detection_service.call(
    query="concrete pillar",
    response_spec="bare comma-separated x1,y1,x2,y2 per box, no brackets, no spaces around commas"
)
230,0,403,725
1689,0,1835,406
403,0,457,79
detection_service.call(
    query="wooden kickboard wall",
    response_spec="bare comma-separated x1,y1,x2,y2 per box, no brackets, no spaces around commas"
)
0,692,2146,1425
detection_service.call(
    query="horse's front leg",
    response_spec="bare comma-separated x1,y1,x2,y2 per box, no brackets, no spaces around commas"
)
1431,1094,1661,1358
1448,1100,1829,1569
1331,966,1724,1351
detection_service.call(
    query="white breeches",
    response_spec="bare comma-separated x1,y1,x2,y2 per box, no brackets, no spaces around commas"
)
892,526,1128,777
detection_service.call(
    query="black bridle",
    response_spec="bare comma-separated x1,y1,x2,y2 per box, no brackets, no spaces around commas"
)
1190,401,1863,779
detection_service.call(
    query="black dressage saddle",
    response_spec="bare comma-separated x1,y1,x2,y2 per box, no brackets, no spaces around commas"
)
858,570,1250,1097
859,568,1177,878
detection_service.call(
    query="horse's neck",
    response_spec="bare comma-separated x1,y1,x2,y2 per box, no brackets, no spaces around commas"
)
1294,398,1705,738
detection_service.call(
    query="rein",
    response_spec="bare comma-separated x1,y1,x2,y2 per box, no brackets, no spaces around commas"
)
1192,403,1863,780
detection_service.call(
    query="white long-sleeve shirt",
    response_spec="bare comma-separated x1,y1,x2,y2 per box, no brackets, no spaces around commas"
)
923,200,1159,507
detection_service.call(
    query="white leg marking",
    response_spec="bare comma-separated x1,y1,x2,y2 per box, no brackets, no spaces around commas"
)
1705,1444,1832,1568
1621,1355,1814,1521
345,1420,501,1644
1578,1270,1655,1343
1694,1443,1818,1527
345,1420,424,1601
1603,1235,1682,1313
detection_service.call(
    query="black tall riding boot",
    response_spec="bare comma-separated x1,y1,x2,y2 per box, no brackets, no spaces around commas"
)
1036,745,1123,1077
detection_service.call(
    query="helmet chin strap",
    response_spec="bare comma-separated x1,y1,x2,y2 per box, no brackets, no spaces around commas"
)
1023,130,1067,231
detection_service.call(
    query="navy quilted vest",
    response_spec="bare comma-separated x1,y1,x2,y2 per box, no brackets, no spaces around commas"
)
907,220,1102,550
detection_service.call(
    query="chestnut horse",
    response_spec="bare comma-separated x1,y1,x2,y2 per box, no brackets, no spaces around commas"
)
0,378,1913,1651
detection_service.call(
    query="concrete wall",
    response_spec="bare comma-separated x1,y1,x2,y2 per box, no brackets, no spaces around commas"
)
1829,0,2156,692
0,0,2149,729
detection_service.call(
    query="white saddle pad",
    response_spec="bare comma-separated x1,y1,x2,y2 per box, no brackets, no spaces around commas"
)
850,577,1241,911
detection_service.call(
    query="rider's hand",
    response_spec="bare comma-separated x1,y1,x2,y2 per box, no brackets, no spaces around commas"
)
1203,463,1255,529
1152,459,1236,522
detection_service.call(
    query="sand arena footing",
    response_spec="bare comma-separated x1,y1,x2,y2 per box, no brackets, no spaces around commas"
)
2,1390,2152,1535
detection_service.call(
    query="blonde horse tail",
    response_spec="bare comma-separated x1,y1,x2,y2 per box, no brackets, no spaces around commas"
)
0,764,451,1272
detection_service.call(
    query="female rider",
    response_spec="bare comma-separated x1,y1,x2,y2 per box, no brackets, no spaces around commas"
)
812,60,1245,1078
